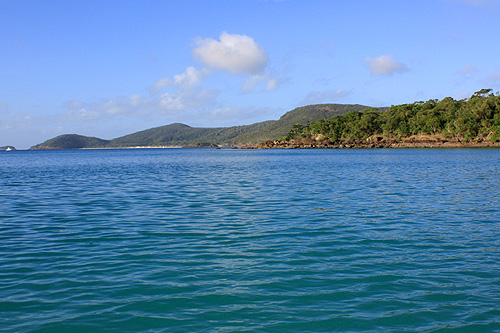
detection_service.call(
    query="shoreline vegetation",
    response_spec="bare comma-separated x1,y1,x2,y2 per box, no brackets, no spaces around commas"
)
245,89,500,149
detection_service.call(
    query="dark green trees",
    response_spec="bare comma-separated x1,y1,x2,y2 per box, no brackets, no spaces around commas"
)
282,89,500,143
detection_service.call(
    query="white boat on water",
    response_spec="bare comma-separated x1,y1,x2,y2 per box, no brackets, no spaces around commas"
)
5,147,12,151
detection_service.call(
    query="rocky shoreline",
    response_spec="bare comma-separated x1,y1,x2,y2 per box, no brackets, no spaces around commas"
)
243,135,500,149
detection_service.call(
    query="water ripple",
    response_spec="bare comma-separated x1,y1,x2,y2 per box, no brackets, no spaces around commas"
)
1,149,500,332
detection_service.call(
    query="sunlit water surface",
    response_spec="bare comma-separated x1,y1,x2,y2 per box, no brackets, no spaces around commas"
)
1,148,500,332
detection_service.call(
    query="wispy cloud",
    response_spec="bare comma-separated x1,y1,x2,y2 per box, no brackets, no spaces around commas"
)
62,88,219,122
459,65,478,76
0,111,64,149
241,73,284,93
366,55,408,76
157,89,218,112
201,106,279,126
299,89,350,105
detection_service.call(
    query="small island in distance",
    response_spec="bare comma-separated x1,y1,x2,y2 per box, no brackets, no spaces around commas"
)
30,89,500,150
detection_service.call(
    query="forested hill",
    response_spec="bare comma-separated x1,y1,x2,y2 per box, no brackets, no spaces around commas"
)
262,89,500,148
30,134,111,150
29,104,372,149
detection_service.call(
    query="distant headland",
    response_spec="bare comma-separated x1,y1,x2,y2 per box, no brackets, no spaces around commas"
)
29,89,500,150
29,104,373,150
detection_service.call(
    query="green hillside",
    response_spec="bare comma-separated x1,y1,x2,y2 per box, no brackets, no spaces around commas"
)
31,104,373,149
30,134,110,150
107,104,373,147
227,104,375,144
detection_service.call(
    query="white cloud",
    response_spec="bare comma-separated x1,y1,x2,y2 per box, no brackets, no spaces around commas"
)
192,32,268,75
155,32,280,95
366,55,408,76
153,66,208,93
172,67,206,89
299,89,350,105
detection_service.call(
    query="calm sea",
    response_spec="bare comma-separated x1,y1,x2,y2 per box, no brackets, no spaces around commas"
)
1,148,500,332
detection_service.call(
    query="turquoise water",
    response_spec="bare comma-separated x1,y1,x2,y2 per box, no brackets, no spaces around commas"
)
1,148,500,332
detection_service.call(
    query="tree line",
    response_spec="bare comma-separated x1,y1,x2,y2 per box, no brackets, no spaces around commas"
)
281,89,500,142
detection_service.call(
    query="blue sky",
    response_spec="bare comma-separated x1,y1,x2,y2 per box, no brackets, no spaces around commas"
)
1,0,500,149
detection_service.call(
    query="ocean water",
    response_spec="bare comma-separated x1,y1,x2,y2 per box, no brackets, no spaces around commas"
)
1,148,500,332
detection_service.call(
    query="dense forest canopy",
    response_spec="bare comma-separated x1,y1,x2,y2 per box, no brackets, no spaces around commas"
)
281,89,500,142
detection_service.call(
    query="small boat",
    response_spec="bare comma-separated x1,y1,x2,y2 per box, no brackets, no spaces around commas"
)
5,147,12,151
